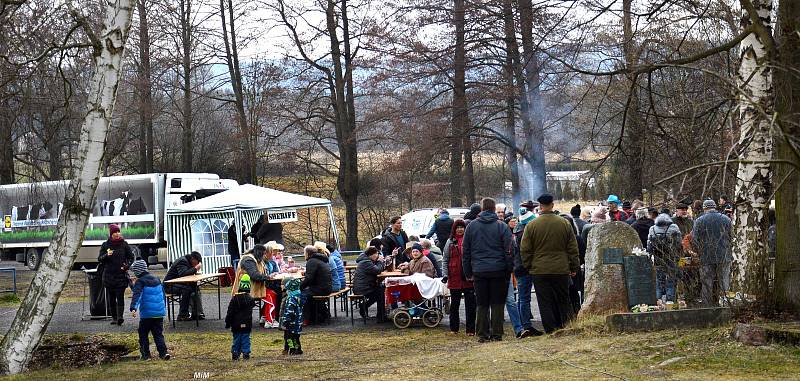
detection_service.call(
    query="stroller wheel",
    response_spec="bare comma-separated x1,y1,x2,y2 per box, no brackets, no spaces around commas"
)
393,310,412,329
422,309,442,328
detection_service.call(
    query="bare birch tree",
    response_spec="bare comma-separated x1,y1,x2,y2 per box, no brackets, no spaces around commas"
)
0,0,135,374
731,0,774,301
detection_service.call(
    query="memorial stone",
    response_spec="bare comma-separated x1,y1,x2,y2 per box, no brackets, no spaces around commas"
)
579,221,643,317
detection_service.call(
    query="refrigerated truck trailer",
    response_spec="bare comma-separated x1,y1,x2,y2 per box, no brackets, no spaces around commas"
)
0,173,238,270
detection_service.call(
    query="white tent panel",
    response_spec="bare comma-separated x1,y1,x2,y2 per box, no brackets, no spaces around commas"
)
167,184,330,213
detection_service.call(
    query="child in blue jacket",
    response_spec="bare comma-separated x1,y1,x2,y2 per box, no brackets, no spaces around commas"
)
280,277,304,355
129,259,170,360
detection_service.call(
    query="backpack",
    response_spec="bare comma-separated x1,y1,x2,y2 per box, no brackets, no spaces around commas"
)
650,231,679,267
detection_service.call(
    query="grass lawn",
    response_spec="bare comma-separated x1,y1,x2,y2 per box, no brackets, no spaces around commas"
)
5,318,800,380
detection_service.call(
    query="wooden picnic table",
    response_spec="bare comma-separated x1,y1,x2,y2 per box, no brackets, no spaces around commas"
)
378,271,405,278
270,272,304,281
164,272,225,327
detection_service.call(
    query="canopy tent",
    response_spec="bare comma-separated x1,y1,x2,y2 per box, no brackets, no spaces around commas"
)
165,184,338,271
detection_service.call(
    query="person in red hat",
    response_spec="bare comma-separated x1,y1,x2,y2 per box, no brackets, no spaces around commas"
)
98,224,135,325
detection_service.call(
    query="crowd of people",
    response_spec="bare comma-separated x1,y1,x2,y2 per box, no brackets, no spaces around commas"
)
98,191,745,360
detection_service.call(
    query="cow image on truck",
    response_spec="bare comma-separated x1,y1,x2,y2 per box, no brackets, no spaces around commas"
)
0,173,238,270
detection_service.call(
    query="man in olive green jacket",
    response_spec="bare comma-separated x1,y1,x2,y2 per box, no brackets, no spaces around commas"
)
519,193,580,333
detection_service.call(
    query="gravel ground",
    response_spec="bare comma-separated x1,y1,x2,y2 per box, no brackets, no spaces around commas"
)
0,260,543,335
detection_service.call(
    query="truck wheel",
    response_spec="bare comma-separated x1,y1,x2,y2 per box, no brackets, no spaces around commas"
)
26,248,42,270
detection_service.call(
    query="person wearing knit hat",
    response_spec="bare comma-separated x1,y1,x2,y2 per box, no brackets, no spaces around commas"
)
280,277,304,355
129,258,170,360
398,242,436,278
226,273,256,360
606,195,628,222
131,259,149,278
99,223,135,326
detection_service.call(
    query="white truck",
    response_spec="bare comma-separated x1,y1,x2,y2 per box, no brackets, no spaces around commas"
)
0,173,238,269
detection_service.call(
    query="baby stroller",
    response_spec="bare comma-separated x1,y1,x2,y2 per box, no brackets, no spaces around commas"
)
384,274,445,329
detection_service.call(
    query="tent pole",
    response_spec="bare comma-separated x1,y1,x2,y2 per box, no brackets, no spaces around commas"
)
327,204,341,251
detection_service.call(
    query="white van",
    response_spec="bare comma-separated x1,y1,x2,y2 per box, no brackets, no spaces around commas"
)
401,207,470,240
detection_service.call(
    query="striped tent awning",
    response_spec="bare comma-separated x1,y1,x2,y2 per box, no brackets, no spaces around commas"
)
164,184,337,272
165,209,265,272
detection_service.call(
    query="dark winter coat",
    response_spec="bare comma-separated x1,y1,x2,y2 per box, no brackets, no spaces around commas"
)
227,224,243,261
442,237,473,290
300,253,332,296
519,212,580,275
692,210,732,265
352,252,386,295
673,216,694,239
381,228,410,266
130,273,166,319
426,214,454,246
462,211,513,278
98,239,134,289
164,255,198,283
631,218,655,248
225,292,256,333
249,216,283,244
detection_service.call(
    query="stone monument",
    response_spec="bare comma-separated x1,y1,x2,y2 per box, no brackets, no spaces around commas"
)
579,221,643,317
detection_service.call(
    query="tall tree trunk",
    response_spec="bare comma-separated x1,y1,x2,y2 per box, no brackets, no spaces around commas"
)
220,0,253,184
621,0,645,199
341,0,359,249
0,0,134,374
451,0,467,207
463,134,476,204
180,0,193,172
45,123,61,180
0,96,12,184
327,0,359,249
518,0,546,199
773,0,800,312
502,0,521,208
731,0,774,302
137,0,154,173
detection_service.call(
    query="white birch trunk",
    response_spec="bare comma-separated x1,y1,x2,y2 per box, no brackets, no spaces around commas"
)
732,0,774,298
0,0,135,374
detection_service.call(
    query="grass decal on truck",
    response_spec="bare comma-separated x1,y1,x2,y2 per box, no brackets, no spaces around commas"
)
0,225,155,244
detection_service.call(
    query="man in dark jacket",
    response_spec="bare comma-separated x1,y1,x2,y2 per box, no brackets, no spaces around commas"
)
692,200,732,307
463,197,513,342
382,216,410,266
673,203,694,240
520,193,580,333
164,251,204,320
426,209,454,251
631,208,654,248
462,203,482,225
248,213,283,245
352,247,387,319
300,245,332,324
98,224,135,325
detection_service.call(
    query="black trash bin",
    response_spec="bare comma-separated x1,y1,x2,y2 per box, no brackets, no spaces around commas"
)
85,269,108,318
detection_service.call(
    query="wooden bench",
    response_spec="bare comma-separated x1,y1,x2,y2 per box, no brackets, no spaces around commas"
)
312,287,351,320
348,294,367,326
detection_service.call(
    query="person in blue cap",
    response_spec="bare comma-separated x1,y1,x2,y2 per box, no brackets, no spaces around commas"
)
606,195,628,222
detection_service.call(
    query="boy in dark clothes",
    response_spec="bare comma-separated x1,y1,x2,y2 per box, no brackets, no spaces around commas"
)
280,277,304,355
129,259,170,361
225,274,256,360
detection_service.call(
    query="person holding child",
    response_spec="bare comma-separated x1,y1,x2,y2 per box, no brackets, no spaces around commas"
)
129,259,170,361
226,274,256,360
280,277,304,355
